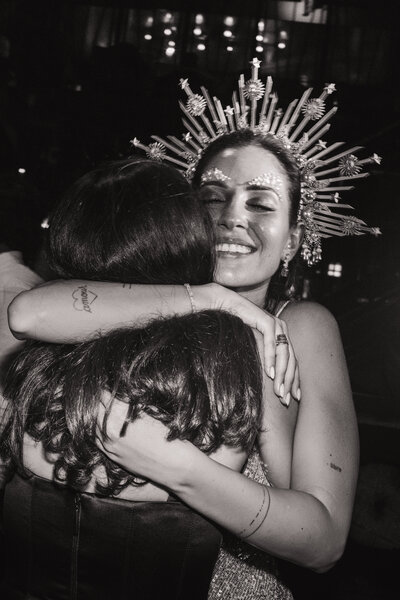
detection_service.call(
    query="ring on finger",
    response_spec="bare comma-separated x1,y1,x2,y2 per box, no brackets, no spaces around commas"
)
276,334,289,345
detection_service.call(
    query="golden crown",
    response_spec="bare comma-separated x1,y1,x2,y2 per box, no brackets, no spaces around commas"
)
131,58,381,265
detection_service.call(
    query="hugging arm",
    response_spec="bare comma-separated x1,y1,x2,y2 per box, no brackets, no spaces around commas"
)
97,302,358,572
8,281,299,399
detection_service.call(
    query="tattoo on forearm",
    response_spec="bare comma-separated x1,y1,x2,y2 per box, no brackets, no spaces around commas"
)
72,285,98,313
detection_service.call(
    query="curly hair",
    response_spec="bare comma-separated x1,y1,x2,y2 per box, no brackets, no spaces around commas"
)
2,311,262,496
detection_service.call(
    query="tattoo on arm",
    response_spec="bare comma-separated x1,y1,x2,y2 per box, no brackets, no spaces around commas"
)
329,462,342,473
71,285,98,313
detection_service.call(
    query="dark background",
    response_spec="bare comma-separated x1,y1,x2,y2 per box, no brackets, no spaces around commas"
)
0,1,399,597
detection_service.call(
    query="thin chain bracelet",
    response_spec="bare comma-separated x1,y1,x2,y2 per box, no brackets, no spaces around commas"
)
183,283,196,313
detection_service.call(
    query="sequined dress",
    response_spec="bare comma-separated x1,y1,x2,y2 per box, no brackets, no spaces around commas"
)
208,448,293,600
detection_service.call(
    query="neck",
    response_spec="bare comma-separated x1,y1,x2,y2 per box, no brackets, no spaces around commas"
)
233,283,269,308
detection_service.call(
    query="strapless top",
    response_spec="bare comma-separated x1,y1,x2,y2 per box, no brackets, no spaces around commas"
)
2,472,222,600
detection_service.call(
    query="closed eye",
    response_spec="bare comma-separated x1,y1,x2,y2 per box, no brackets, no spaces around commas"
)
199,186,227,204
246,197,276,212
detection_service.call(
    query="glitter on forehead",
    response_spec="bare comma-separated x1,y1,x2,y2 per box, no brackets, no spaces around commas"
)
201,168,231,184
246,173,283,200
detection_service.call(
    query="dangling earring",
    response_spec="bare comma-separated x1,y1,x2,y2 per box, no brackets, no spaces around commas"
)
281,252,290,277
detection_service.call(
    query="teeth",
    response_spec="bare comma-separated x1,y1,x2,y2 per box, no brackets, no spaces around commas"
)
216,243,252,254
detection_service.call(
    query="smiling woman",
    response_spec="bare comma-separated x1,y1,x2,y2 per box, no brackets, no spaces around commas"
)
194,137,303,304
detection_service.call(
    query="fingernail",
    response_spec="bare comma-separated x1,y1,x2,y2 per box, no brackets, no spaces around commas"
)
285,393,291,407
296,388,301,402
269,366,275,379
279,383,284,398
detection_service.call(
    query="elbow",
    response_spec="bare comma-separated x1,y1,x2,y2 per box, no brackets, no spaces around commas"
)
8,291,38,340
304,533,346,574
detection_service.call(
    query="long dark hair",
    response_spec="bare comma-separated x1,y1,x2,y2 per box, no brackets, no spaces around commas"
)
1,159,262,495
193,130,304,313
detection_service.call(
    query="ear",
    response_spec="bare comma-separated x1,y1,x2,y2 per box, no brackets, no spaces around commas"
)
282,224,304,261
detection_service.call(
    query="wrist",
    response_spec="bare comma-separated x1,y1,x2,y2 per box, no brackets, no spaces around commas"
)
192,282,231,312
166,440,205,494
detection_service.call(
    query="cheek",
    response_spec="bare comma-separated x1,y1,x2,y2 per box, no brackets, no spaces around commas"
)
251,217,289,253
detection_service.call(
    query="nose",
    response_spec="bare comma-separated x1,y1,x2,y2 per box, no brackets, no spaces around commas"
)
217,195,247,230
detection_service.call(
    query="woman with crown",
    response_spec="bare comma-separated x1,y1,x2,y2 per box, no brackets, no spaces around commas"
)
7,59,380,598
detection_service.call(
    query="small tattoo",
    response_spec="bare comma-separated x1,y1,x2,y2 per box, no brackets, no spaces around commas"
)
72,285,97,313
122,283,133,289
330,462,342,473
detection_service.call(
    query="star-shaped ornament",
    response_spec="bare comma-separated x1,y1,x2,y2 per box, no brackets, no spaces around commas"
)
324,83,336,94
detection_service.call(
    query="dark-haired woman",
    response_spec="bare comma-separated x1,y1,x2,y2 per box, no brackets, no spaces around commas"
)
8,129,359,598
1,159,268,600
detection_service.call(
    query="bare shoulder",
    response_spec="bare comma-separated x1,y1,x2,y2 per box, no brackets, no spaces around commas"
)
280,301,339,336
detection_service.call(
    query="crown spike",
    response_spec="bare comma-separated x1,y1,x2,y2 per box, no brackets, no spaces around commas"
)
264,93,278,130
239,74,246,115
151,135,186,157
276,100,298,134
318,146,363,166
260,76,273,120
320,173,369,184
168,135,198,155
303,107,338,141
179,101,203,132
287,88,313,128
308,141,344,160
163,154,192,169
270,109,283,134
182,119,206,147
200,87,220,125
300,124,331,152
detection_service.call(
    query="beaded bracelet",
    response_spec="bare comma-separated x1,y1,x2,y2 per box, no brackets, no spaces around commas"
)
183,283,196,313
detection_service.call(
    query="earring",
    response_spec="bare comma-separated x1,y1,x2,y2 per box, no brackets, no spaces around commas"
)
281,252,290,277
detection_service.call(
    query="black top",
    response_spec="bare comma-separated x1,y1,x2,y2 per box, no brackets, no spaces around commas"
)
2,472,222,600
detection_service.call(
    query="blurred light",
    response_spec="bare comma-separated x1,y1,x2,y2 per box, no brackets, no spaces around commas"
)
197,43,206,51
195,14,204,25
163,28,172,36
18,167,26,174
256,34,263,42
168,40,176,47
74,84,82,92
280,30,288,40
226,45,233,52
193,27,202,36
255,45,263,53
327,263,342,278
258,20,265,32
41,217,49,229
165,47,175,57
277,41,286,49
224,16,235,27
163,12,172,23
223,30,233,38
145,16,154,27
144,34,152,40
